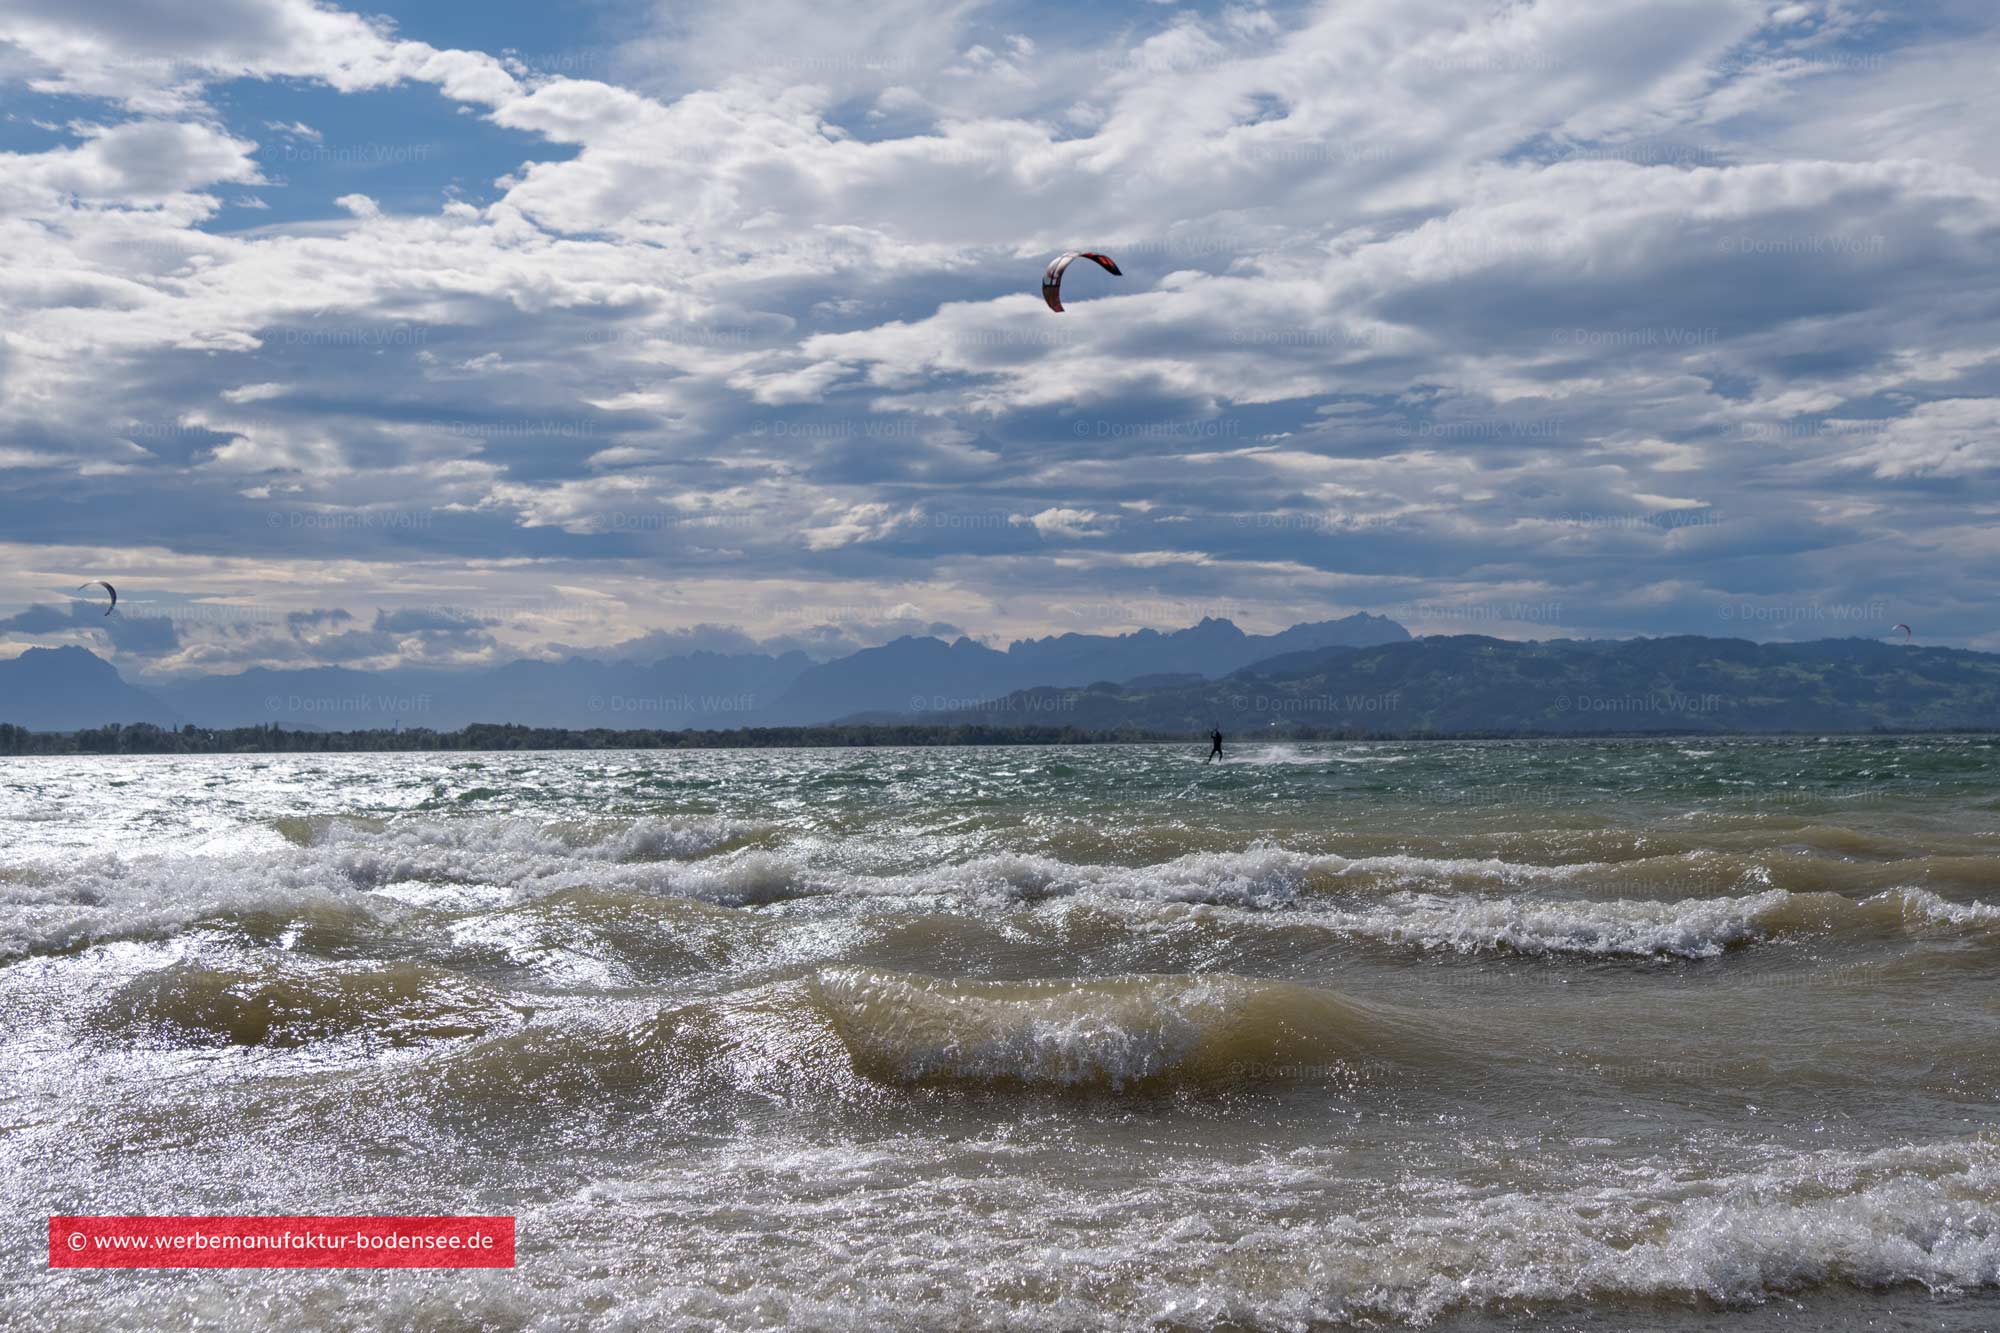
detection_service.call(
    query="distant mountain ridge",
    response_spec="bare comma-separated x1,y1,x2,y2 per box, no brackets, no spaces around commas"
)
758,614,1409,723
8,628,1993,737
0,647,182,732
1008,614,1409,682
904,634,2000,735
0,614,1411,732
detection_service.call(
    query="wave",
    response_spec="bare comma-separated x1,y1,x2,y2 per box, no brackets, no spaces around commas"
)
0,848,397,963
1353,1138,2000,1325
9,1128,1993,1331
1881,885,2000,929
312,813,764,882
887,880,2000,968
101,959,523,1048
811,967,1427,1090
1142,884,2000,960
0,816,794,962
10,811,2000,968
400,977,859,1116
1293,887,1798,958
437,889,852,988
25,1133,1997,1331
843,845,1602,911
389,969,1438,1110
868,846,1334,908
833,884,2000,979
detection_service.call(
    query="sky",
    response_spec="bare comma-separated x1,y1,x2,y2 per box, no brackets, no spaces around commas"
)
0,0,1996,678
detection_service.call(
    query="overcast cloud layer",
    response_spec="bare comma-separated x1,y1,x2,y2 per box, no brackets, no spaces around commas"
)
1,0,1996,676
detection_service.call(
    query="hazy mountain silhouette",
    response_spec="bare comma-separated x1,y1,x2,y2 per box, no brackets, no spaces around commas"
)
759,636,1026,724
9,627,1991,737
1007,613,1407,682
0,614,1402,731
0,646,181,731
900,635,2000,734
758,614,1410,723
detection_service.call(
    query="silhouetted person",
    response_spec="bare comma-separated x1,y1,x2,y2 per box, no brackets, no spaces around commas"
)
1206,728,1224,763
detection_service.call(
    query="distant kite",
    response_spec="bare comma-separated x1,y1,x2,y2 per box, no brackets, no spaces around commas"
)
1892,623,1912,641
1042,251,1122,313
77,580,117,616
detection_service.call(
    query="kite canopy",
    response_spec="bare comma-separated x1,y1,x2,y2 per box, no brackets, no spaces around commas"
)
1042,251,1122,312
77,580,116,615
1893,623,1913,638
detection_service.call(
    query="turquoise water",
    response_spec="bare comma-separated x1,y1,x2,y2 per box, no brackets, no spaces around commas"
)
3,738,1998,1328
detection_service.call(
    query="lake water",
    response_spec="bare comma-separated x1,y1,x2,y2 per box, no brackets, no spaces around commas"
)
4,738,1998,1329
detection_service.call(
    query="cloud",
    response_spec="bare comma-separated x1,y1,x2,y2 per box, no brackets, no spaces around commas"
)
1011,507,1117,539
0,0,519,113
286,607,353,633
589,623,767,662
0,118,260,206
0,0,1996,671
1832,398,2000,478
371,607,495,634
0,597,182,655
0,604,75,634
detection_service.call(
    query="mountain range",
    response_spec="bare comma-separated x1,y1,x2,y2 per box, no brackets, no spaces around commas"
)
0,646,184,732
10,620,1990,738
907,634,2000,735
0,614,1410,732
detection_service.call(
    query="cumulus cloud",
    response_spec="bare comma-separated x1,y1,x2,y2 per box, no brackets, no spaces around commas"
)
0,118,260,208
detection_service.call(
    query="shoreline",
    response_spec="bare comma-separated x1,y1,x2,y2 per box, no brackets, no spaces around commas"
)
3,721,1997,755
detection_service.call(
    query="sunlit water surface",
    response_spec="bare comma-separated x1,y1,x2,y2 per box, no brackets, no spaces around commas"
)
4,738,1999,1329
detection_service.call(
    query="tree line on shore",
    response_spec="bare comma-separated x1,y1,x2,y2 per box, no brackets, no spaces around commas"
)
0,721,1181,755
1,719,1971,756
